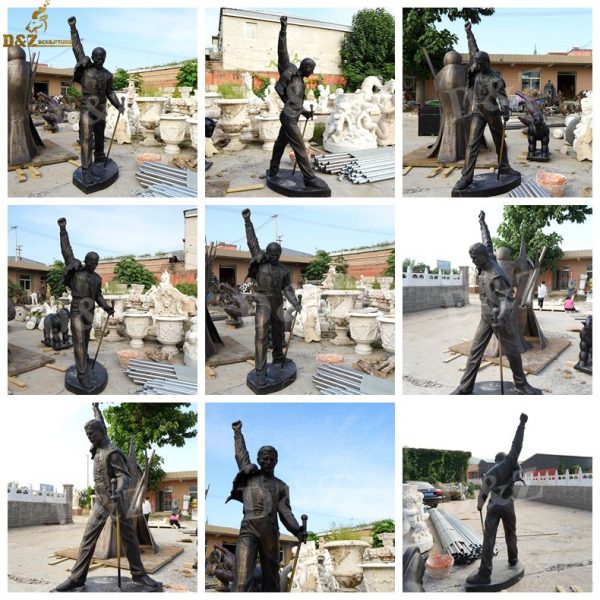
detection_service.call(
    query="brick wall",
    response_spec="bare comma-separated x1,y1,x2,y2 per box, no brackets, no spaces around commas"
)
96,258,196,287
514,485,592,511
330,247,394,279
8,501,72,529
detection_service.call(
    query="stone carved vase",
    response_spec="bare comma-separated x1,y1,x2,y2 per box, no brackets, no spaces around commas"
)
205,91,221,119
154,315,186,354
159,114,188,154
322,540,370,589
187,116,198,150
359,563,395,592
348,310,383,355
376,314,395,354
256,114,280,152
123,311,152,349
215,98,249,152
136,97,166,146
321,290,362,346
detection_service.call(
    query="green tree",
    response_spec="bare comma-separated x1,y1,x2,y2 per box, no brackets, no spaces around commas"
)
113,257,156,292
112,67,130,90
493,205,592,272
370,519,395,548
402,258,430,273
383,250,395,278
557,461,566,475
8,280,28,304
340,8,395,91
102,403,197,491
45,260,66,297
176,59,198,90
333,255,348,275
175,282,197,297
304,250,331,280
79,485,95,509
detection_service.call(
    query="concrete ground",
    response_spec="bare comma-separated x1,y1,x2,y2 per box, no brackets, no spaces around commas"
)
8,125,197,198
403,295,592,395
402,113,592,197
418,497,592,592
7,515,198,592
205,134,395,198
206,315,395,395
7,320,193,396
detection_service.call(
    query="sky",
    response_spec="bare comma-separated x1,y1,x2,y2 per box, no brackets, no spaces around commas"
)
401,399,593,463
7,7,197,70
3,401,197,492
205,205,395,254
205,403,395,533
400,203,593,271
435,8,592,55
7,205,194,264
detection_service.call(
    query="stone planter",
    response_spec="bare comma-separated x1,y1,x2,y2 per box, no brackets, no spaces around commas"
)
322,540,370,589
123,311,152,349
348,310,383,355
178,86,193,99
154,315,186,354
256,114,280,152
159,114,187,154
136,97,166,146
359,562,395,592
187,116,198,150
215,98,249,152
377,314,395,354
205,91,221,119
321,290,362,346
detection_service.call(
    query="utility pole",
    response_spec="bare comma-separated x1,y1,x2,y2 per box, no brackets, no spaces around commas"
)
9,225,19,261
272,214,283,245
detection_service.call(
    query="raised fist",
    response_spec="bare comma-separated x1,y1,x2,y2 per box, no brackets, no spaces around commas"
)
280,16,288,27
242,208,251,220
465,21,472,32
478,210,486,222
68,16,76,27
232,420,243,432
58,217,67,228
520,413,528,424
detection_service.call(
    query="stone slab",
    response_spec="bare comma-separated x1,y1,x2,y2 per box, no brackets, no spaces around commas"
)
451,171,521,197
72,158,119,194
50,576,163,593
266,169,331,197
449,336,571,375
54,543,183,575
206,335,254,367
465,561,525,592
402,144,496,168
65,362,108,395
247,359,297,395
8,343,55,376
8,138,78,170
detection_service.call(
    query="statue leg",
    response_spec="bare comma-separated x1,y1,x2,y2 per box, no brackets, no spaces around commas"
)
479,503,501,577
71,308,89,381
115,513,149,579
457,113,486,188
279,114,319,184
93,118,106,164
258,531,281,592
501,500,518,566
453,318,493,393
232,532,259,592
254,296,270,382
270,298,285,363
496,325,541,393
489,113,516,174
79,111,94,183
269,122,289,176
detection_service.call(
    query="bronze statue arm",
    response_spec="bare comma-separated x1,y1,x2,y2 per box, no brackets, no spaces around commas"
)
277,16,291,75
58,218,76,265
106,74,124,113
109,451,132,498
95,287,113,314
242,209,261,257
465,21,479,58
507,414,527,463
496,78,510,118
282,270,301,312
492,277,515,326
478,211,494,257
232,421,252,470
277,484,302,536
68,16,87,65
476,488,488,511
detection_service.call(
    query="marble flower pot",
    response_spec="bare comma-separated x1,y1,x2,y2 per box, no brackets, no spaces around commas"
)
123,311,152,349
159,114,188,154
187,116,198,150
205,91,222,119
359,562,395,592
321,290,362,346
348,310,383,355
322,540,370,589
256,114,280,152
377,314,395,354
136,97,166,146
154,315,186,354
215,99,249,152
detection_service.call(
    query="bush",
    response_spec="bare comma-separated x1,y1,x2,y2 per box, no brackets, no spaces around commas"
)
218,83,246,99
45,260,66,298
175,282,197,297
65,85,82,107
176,59,198,90
113,257,155,292
372,278,381,290
8,280,28,304
312,122,325,145
370,519,394,548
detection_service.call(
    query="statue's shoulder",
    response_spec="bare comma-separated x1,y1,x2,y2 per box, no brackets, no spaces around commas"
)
273,475,289,490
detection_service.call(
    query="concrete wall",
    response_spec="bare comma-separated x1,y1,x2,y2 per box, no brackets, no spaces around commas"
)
8,501,72,528
403,285,467,313
184,210,198,271
220,15,346,75
514,485,592,511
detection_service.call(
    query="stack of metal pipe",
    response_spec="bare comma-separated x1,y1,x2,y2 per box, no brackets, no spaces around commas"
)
313,153,354,174
429,508,496,565
124,359,197,395
337,155,395,183
136,161,197,197
507,178,551,198
137,379,197,395
313,363,366,395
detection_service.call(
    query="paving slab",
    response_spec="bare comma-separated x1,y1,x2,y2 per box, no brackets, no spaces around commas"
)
8,516,198,592
206,315,395,395
402,113,592,197
416,497,591,592
403,296,591,395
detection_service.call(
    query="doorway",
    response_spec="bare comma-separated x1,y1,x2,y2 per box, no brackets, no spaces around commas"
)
219,266,236,286
557,72,576,99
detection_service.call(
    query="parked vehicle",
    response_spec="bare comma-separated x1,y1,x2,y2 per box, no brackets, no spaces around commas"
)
406,481,444,508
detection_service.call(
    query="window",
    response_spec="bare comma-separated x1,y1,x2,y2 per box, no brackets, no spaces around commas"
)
19,275,32,290
60,81,71,96
245,22,257,39
521,70,541,91
279,546,284,564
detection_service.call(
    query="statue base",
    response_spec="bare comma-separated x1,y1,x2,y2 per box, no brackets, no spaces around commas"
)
65,362,108,395
527,150,551,162
51,576,163,593
458,381,543,395
247,359,297,395
451,172,521,197
466,562,524,592
574,362,592,375
266,169,331,197
41,339,73,351
73,158,119,194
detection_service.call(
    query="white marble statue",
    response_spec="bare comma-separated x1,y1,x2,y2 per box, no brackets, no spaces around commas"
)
149,270,188,317
316,84,332,114
403,484,433,552
105,93,132,144
241,71,266,109
376,90,395,146
574,91,592,162
291,285,321,342
264,78,284,116
183,315,197,367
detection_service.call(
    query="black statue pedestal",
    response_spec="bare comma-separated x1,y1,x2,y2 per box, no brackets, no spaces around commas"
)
466,562,525,592
51,576,163,593
41,339,73,351
73,158,118,194
527,150,551,162
247,359,297,395
471,381,543,395
65,362,108,395
266,169,331,198
452,172,521,197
